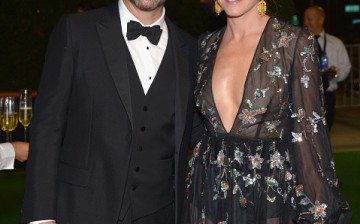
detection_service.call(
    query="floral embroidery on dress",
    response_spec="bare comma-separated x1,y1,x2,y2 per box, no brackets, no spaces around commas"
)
253,18,297,72
267,66,289,84
248,153,264,169
238,109,257,124
269,151,285,169
254,87,269,100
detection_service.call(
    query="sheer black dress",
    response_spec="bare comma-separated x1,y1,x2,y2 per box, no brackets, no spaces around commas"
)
183,18,350,224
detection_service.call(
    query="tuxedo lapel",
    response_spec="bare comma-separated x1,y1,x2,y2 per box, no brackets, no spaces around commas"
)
166,19,196,224
167,19,190,152
96,3,133,128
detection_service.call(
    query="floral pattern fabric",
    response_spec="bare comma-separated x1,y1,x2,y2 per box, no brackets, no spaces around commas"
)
183,18,350,224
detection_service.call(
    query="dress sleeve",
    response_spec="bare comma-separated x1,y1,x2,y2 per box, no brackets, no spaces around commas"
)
290,28,350,223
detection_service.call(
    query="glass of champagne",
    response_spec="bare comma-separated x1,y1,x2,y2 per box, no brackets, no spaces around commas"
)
0,97,18,142
19,89,33,142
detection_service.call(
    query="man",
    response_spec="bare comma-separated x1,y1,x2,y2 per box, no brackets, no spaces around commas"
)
21,0,202,223
303,6,351,130
0,142,28,170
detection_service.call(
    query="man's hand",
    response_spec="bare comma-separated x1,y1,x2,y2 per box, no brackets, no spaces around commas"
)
11,141,29,162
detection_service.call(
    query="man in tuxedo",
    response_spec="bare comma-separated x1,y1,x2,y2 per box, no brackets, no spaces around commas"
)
21,0,202,223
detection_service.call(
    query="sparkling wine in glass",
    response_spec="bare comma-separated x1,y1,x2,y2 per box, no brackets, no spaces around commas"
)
19,89,33,142
0,97,18,142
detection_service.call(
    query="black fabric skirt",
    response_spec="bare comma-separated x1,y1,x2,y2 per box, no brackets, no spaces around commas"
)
182,133,299,224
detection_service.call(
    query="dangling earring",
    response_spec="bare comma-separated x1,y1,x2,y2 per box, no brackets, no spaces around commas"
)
214,0,222,15
257,0,267,16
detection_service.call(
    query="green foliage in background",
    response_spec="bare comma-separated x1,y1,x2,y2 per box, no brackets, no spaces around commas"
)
0,0,294,91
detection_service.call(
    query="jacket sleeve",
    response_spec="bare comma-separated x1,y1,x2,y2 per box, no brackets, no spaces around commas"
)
21,14,75,223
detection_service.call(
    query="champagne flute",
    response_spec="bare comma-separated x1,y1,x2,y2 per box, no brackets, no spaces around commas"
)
19,89,33,142
0,97,18,142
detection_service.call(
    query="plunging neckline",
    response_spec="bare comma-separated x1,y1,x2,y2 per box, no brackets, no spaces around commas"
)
210,18,271,134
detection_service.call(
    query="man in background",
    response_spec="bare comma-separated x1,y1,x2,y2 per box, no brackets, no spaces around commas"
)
303,6,351,130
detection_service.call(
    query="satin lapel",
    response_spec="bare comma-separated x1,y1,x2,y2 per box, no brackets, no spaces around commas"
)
96,3,133,128
167,19,190,153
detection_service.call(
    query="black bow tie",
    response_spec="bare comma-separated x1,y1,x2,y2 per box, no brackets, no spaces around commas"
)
126,20,163,45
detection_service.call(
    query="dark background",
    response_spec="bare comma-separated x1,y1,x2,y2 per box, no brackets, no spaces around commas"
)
0,0,294,91
0,0,359,91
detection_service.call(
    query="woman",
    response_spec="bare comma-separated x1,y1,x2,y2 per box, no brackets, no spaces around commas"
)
183,0,350,223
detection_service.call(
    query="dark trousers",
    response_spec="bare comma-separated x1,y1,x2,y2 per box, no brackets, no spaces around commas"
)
118,203,175,224
325,91,336,130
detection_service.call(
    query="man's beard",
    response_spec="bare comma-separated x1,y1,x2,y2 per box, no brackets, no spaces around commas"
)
130,0,166,11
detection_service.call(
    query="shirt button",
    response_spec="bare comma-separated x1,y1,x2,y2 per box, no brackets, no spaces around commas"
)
135,167,140,172
146,46,149,50
141,126,146,132
132,186,137,191
143,106,148,111
138,146,143,152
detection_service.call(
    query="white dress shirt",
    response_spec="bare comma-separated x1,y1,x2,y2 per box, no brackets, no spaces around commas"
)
317,30,351,92
29,1,168,223
0,143,15,170
119,0,168,95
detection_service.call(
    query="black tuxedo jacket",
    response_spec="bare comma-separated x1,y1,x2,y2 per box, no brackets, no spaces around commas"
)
21,2,202,223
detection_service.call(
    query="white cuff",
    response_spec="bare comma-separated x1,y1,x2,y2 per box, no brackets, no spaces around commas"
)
0,143,15,170
29,220,56,224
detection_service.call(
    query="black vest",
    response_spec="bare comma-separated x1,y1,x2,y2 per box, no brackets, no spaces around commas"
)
119,38,176,220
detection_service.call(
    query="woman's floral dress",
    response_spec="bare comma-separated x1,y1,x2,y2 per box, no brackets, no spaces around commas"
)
183,18,350,224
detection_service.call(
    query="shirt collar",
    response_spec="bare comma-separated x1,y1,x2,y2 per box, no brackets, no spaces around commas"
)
319,30,325,38
119,0,166,38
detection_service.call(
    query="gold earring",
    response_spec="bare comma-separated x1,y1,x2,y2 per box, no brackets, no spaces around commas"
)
257,0,267,16
214,1,222,15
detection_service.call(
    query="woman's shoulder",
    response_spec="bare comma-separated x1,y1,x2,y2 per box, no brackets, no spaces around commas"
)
198,27,225,47
268,17,313,47
270,17,308,36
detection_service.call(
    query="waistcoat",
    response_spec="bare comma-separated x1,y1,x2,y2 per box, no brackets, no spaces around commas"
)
119,37,176,220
